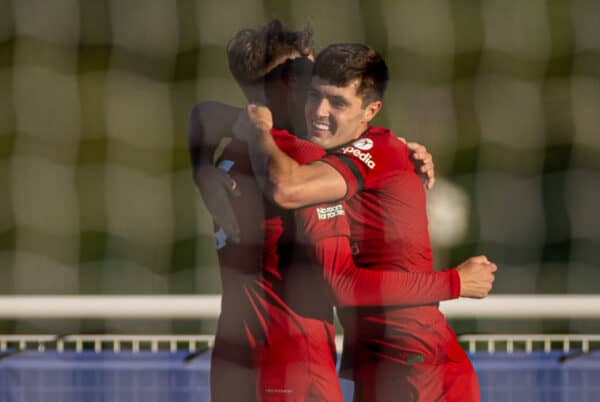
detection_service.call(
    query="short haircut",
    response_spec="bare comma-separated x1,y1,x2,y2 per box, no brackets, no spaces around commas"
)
313,43,388,107
227,19,313,86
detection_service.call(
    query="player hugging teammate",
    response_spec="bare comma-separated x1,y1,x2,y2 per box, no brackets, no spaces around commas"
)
190,19,497,402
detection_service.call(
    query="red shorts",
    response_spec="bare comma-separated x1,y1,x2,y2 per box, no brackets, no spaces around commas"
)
256,304,343,402
351,322,480,402
211,327,342,402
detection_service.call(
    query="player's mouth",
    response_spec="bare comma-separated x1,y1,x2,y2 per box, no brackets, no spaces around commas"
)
309,120,332,137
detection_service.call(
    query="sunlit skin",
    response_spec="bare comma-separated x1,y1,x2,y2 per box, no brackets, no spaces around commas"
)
304,77,382,150
235,71,436,191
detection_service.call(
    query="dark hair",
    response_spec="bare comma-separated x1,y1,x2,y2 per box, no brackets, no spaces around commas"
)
313,43,388,106
227,19,313,86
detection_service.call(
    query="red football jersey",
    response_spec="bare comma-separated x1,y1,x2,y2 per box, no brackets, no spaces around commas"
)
215,131,343,401
294,203,459,308
212,127,463,400
322,126,434,271
215,130,334,339
321,126,460,376
294,126,477,401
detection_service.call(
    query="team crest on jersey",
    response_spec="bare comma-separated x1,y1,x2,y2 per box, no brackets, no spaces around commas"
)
316,204,345,220
352,138,374,150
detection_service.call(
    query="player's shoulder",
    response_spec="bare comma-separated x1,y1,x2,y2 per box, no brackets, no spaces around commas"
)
363,126,408,152
358,126,412,171
352,126,410,160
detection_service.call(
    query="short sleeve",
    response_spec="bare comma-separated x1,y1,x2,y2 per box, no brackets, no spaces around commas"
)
319,127,410,199
272,128,326,164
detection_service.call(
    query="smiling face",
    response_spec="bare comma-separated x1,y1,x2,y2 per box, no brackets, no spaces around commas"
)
304,76,382,150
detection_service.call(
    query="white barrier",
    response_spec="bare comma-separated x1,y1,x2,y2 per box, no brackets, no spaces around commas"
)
0,295,221,319
1,294,600,319
439,295,600,319
4,334,600,354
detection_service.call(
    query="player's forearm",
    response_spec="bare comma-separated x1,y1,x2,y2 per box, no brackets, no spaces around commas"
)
245,131,336,209
247,137,347,209
335,266,460,307
271,161,348,209
316,237,460,307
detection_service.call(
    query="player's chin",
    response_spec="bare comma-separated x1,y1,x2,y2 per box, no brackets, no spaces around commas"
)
306,135,327,148
307,129,331,144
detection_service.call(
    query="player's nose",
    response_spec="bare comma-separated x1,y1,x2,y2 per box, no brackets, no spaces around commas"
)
312,97,330,118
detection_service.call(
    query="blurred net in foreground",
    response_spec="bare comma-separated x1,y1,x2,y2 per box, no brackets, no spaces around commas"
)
0,0,599,336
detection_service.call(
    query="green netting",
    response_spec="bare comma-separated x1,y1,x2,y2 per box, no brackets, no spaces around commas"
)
0,0,599,334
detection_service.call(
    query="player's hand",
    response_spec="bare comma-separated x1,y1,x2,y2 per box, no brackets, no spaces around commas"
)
247,104,273,132
232,104,273,142
195,165,241,243
406,141,435,190
456,255,497,299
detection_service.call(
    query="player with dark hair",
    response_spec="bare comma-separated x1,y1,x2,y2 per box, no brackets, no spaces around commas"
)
190,22,328,401
236,43,493,402
312,43,388,105
227,20,313,93
192,22,496,401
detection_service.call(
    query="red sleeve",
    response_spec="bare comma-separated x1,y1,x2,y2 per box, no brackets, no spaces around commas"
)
314,237,460,307
295,203,461,307
271,128,326,164
320,127,411,199
295,202,351,242
319,154,363,200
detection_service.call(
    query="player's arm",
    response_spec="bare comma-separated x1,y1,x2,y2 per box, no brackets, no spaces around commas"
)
233,105,347,208
316,236,457,306
188,101,242,241
234,105,435,209
316,237,496,307
188,101,240,173
297,205,497,307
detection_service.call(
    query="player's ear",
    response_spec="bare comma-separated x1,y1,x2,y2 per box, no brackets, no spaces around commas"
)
362,100,382,123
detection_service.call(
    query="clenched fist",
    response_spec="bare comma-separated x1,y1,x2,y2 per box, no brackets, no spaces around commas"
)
456,255,498,299
232,104,273,142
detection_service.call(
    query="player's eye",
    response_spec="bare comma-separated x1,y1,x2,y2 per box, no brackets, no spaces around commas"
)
307,89,321,102
330,98,347,109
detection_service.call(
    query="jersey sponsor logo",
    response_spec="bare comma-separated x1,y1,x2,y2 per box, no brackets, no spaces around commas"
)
352,138,374,150
316,204,345,220
340,146,376,169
